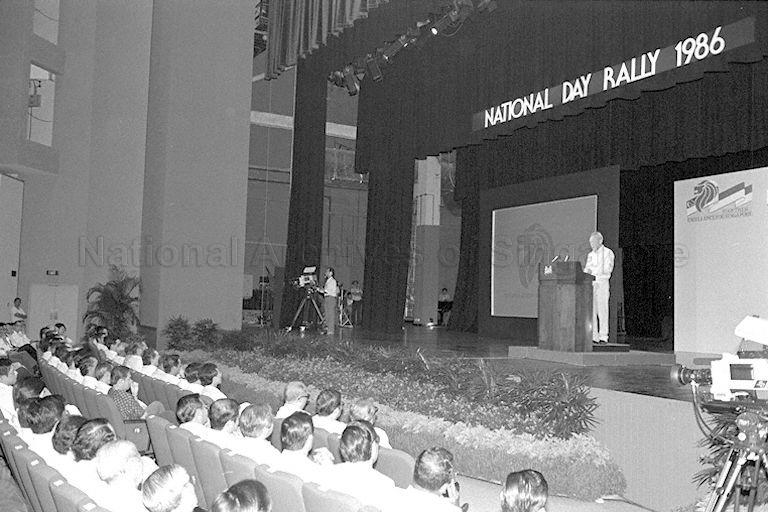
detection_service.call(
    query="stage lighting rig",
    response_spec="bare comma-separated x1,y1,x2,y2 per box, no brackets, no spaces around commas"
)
475,0,497,13
365,54,384,82
342,64,360,96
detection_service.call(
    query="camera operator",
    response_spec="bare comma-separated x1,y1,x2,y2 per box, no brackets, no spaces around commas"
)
319,268,338,335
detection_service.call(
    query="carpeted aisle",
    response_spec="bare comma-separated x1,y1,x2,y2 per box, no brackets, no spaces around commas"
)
457,475,652,512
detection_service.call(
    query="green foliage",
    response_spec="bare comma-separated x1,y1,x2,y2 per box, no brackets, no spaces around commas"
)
192,319,220,346
83,265,140,340
163,316,193,350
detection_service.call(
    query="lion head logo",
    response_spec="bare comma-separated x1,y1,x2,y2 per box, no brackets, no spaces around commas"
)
517,224,554,289
689,179,719,213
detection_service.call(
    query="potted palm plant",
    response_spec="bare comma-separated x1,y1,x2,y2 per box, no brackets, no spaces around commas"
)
83,265,140,341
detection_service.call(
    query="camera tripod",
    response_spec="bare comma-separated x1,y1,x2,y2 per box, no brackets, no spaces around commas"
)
286,286,324,332
706,411,768,512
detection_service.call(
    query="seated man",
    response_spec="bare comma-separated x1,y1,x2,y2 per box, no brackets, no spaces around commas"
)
395,447,463,512
276,411,329,483
123,342,145,372
108,366,164,420
86,361,113,394
232,404,281,467
65,418,119,494
349,398,391,449
179,363,204,393
312,389,346,435
327,421,395,505
139,349,160,376
78,356,99,383
47,414,87,475
0,358,18,421
154,354,183,385
202,398,242,450
92,440,147,512
52,345,70,372
21,395,66,460
64,352,84,383
176,394,210,436
142,464,200,512
199,363,227,401
275,381,309,419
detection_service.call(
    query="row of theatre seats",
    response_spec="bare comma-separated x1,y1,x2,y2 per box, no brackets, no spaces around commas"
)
37,357,417,512
0,417,110,512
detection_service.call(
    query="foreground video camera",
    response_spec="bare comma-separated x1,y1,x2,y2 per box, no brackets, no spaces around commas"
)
670,364,712,386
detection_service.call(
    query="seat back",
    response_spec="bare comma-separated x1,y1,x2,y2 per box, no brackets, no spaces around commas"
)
0,432,27,486
146,415,174,466
312,427,329,450
133,372,153,404
94,392,126,437
220,449,258,487
50,478,93,512
29,458,64,512
165,425,206,507
190,437,229,507
14,447,44,512
163,382,183,412
60,375,77,406
302,482,364,512
374,447,415,489
271,418,282,449
83,388,101,419
327,433,341,461
253,465,306,512
71,382,88,417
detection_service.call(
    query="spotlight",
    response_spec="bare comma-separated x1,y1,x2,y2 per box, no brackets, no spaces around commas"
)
475,0,497,12
365,55,383,82
342,65,360,96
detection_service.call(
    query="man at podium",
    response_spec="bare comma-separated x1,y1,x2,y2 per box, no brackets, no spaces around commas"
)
583,232,615,344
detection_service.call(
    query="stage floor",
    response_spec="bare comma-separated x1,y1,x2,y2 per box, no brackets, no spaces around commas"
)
339,325,694,402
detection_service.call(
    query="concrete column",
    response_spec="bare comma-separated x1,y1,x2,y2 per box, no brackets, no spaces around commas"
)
141,0,254,346
412,157,441,325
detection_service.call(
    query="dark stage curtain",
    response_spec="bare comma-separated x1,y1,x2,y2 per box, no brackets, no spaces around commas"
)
356,54,418,333
279,52,328,328
266,0,393,79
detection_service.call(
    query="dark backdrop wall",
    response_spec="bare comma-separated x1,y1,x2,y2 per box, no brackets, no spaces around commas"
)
477,167,620,341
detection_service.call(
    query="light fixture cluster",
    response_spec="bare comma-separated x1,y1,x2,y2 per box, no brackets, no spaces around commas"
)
328,0,497,96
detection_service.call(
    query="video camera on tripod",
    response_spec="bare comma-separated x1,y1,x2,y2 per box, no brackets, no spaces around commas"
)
671,316,768,512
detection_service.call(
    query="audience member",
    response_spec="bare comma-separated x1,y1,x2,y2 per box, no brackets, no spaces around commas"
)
124,342,145,372
0,358,19,421
22,395,65,459
275,381,308,419
54,322,74,346
176,394,209,436
52,345,70,372
349,398,391,448
142,464,201,512
395,447,462,512
276,411,328,483
500,470,548,512
64,352,84,382
140,349,160,375
180,363,204,393
66,418,119,493
88,361,113,394
78,356,99,380
91,440,147,511
232,404,280,466
201,398,242,449
327,421,394,505
312,389,346,435
108,366,164,420
211,479,271,512
48,414,86,473
199,363,227,401
155,354,182,385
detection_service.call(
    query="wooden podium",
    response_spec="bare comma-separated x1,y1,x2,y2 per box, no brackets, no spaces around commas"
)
537,261,593,352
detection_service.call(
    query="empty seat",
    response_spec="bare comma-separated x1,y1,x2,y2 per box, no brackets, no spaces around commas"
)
71,382,88,417
220,449,258,487
166,425,206,508
146,415,174,466
190,437,229,506
94,392,151,453
253,464,306,512
29,458,64,512
82,388,100,419
161,382,182,412
134,372,154,404
374,447,415,489
50,478,93,512
0,433,27,487
302,481,368,512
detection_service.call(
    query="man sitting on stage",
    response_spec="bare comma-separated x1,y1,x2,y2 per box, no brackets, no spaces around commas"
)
583,231,615,344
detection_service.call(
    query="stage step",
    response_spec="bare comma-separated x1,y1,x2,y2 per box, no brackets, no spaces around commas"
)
592,343,630,353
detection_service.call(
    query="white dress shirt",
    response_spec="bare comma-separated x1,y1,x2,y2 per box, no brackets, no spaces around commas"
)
124,355,143,372
89,482,146,512
312,415,347,435
584,245,615,282
275,450,329,484
324,277,339,297
10,306,25,323
230,437,282,468
389,486,462,512
0,382,15,421
275,402,304,419
139,365,157,376
201,385,228,402
325,462,396,506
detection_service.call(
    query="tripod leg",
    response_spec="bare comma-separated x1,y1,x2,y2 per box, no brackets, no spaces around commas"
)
289,297,308,330
746,456,764,512
311,298,325,326
712,452,749,512
707,449,739,512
